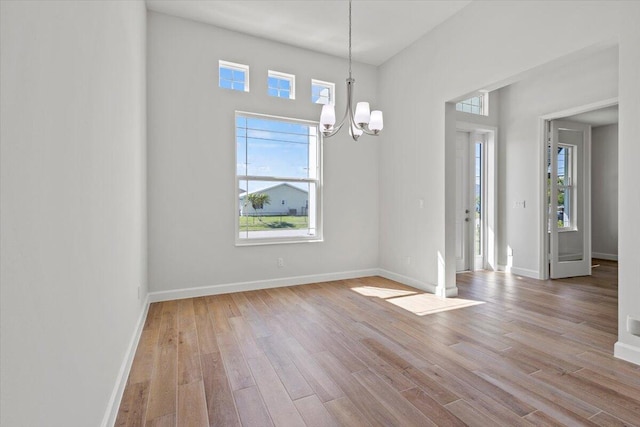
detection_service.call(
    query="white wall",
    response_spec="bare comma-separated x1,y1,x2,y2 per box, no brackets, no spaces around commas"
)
591,124,618,260
147,12,379,293
0,1,147,426
498,47,618,274
378,1,640,362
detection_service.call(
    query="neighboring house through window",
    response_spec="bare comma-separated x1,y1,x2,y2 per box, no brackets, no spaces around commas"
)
236,112,321,244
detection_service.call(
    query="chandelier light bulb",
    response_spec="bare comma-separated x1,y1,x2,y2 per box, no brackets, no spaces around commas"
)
354,102,370,125
369,110,384,132
320,104,336,129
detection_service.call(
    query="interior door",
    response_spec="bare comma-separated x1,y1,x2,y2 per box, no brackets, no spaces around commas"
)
456,131,471,272
549,120,591,278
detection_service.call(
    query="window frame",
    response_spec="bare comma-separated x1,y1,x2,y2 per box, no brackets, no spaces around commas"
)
219,60,250,92
556,143,577,232
235,111,323,246
456,92,489,116
311,79,335,106
267,70,296,100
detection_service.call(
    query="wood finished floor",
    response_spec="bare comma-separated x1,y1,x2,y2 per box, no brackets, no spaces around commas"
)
116,260,640,426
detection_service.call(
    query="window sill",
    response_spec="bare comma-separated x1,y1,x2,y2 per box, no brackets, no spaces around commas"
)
236,237,323,247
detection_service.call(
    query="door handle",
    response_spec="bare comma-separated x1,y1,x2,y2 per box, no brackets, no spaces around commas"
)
465,209,470,214
465,218,469,222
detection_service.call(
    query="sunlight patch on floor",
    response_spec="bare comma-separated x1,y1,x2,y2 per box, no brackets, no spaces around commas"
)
349,284,484,316
350,286,417,298
386,293,484,316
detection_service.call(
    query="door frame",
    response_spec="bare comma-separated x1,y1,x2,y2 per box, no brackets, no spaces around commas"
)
538,97,618,279
457,122,498,272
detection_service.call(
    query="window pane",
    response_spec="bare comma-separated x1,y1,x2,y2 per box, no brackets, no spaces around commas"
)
280,79,291,90
236,117,316,179
220,79,232,89
220,67,233,80
238,180,316,239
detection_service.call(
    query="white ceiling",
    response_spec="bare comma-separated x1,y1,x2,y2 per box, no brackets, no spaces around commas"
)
145,1,472,66
563,105,619,127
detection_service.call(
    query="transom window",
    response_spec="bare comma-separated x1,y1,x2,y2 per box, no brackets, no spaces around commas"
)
219,60,249,92
456,93,487,116
268,71,295,99
311,79,335,105
236,112,322,244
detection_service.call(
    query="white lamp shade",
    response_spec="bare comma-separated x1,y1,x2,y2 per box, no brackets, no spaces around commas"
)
369,110,384,131
320,104,336,127
354,102,370,125
349,124,363,137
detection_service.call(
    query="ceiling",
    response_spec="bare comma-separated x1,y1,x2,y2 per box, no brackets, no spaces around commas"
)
563,105,619,127
145,1,472,66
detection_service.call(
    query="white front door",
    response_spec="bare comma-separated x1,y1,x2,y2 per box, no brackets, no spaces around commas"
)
549,120,592,278
456,131,471,272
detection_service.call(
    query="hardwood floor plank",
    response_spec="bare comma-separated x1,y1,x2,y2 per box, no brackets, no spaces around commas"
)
145,413,175,427
193,297,218,355
400,387,464,427
200,351,240,427
352,368,435,426
145,344,177,421
324,396,373,427
293,395,339,427
246,354,306,427
177,380,208,427
177,329,202,386
445,399,506,427
216,330,255,391
233,386,274,427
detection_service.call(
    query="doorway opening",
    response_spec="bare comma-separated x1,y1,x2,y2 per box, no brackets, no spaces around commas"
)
455,122,497,273
540,99,618,279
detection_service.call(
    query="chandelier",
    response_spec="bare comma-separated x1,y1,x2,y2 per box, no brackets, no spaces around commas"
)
319,0,383,141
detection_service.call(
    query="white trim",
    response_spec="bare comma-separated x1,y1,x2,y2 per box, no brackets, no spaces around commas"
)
148,269,379,303
377,269,438,294
592,252,618,261
100,296,150,427
614,341,640,366
509,266,543,279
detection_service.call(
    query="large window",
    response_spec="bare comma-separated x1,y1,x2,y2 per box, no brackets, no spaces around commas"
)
236,112,321,244
219,60,249,92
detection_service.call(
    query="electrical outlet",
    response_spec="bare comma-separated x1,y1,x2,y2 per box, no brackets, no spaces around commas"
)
405,256,411,265
137,285,141,300
277,257,284,268
418,199,424,209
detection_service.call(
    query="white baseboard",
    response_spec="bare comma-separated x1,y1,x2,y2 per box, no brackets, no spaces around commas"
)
509,266,543,279
148,269,380,302
592,252,618,261
614,341,640,366
377,269,443,295
101,296,150,427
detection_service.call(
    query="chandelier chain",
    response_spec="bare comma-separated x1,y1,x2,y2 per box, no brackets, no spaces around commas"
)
348,0,352,78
